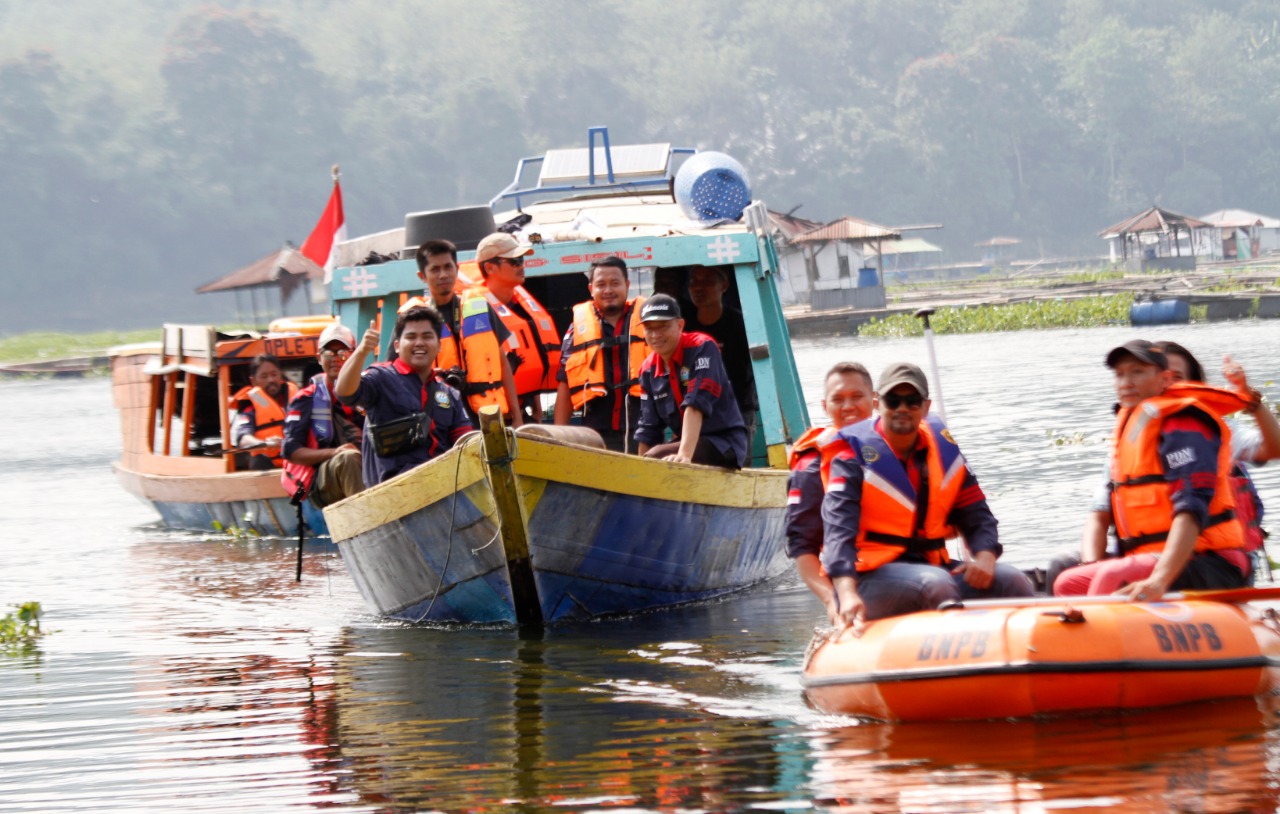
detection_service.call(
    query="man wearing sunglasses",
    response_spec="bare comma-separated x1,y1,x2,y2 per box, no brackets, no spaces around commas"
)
474,232,560,423
281,321,365,507
821,362,1033,628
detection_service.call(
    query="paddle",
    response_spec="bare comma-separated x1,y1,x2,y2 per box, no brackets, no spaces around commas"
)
913,307,947,423
939,584,1280,610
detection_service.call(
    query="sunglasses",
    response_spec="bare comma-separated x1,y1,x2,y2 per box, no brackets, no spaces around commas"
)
321,349,352,361
500,256,525,267
881,392,925,409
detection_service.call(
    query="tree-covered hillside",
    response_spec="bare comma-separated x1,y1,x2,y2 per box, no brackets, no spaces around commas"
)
2,0,1277,330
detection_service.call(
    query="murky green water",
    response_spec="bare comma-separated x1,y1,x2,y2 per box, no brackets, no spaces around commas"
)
3,321,1279,812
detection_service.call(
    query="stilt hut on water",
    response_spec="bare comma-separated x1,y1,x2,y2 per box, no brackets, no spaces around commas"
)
195,246,326,328
1099,206,1211,272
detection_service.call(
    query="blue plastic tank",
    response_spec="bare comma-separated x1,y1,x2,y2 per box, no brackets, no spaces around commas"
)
856,268,880,287
674,151,752,222
1130,299,1190,325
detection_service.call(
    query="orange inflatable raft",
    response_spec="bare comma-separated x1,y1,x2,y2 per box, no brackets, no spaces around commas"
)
802,590,1280,722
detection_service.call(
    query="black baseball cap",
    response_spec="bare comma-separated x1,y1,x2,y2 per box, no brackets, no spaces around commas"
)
877,362,929,398
1105,339,1168,370
640,294,682,323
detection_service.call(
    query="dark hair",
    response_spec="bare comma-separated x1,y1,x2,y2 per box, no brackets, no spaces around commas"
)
825,361,873,390
393,305,444,343
588,255,628,281
415,239,458,273
1153,340,1205,382
250,354,283,377
690,264,731,284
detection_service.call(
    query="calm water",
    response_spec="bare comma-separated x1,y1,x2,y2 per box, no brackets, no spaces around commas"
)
3,321,1280,813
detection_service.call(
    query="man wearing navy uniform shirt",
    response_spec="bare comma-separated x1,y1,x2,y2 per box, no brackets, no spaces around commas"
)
335,305,473,486
634,294,749,468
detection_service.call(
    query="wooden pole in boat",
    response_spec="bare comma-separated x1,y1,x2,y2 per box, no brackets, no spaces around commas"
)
479,406,544,626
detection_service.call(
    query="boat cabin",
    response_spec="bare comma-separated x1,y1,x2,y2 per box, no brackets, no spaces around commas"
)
329,128,809,467
112,319,333,475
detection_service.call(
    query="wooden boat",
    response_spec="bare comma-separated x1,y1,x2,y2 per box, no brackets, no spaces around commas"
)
802,590,1280,722
110,322,331,537
322,129,809,624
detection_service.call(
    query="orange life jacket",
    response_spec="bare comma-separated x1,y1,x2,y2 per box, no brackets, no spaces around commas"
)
245,382,297,466
434,290,509,415
562,298,648,411
479,286,561,396
789,425,836,471
227,385,254,411
1110,382,1248,556
821,415,967,572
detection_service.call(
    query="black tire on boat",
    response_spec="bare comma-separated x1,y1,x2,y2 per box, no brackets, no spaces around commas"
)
403,206,497,256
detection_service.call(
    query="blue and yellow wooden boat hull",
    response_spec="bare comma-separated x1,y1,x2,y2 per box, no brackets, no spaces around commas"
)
323,430,790,625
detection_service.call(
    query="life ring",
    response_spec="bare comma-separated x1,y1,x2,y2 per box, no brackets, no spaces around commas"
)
267,314,337,336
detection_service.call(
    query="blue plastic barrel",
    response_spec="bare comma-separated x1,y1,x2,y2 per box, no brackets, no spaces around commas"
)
1130,299,1190,326
674,151,752,222
856,267,880,287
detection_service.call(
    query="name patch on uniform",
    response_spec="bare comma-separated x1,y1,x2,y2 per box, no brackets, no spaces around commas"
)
861,445,879,463
1165,447,1196,468
695,357,710,371
434,390,452,408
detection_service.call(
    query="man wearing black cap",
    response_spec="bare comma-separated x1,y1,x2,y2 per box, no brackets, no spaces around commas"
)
634,293,749,468
1053,340,1251,598
821,362,1033,627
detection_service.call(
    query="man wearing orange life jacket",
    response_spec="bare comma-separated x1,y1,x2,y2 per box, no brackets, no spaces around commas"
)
474,232,560,423
233,354,298,470
281,322,365,507
412,239,521,427
553,256,647,452
823,363,1033,628
1053,340,1252,599
787,362,878,626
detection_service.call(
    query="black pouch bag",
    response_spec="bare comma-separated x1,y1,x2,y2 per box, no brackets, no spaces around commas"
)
366,411,431,457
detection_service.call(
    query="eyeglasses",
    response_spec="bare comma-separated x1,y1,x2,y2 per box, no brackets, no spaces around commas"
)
500,256,525,268
321,349,352,361
881,392,925,410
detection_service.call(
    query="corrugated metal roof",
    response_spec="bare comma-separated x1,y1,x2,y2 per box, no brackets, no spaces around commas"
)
878,237,941,255
195,247,323,294
1199,209,1280,229
1099,206,1210,238
975,236,1020,247
792,216,901,243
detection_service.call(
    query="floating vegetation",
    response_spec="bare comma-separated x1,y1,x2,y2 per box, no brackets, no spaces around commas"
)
860,294,1134,337
1046,429,1088,446
1,602,45,654
210,518,262,541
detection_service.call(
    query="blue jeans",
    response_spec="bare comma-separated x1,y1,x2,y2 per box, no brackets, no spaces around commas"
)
854,560,1034,621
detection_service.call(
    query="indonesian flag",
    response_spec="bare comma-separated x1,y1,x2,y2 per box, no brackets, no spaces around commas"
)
300,166,347,284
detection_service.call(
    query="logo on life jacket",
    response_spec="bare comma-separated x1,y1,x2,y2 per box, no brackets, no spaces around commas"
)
941,428,956,444
861,445,879,463
434,389,451,408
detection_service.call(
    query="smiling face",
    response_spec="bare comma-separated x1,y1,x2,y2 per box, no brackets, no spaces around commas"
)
318,341,351,379
877,384,929,438
396,318,441,375
1112,356,1168,408
641,317,683,360
419,252,459,303
822,370,876,429
589,266,629,319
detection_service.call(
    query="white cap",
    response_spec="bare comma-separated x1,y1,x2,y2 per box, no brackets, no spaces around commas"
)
318,321,355,350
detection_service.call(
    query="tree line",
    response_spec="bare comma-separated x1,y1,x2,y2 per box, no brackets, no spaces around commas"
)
2,0,1277,331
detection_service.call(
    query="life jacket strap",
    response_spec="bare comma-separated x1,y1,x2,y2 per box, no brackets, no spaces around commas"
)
864,531,947,554
1116,509,1237,552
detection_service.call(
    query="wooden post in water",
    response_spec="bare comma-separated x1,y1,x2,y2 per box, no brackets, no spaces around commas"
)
478,406,544,626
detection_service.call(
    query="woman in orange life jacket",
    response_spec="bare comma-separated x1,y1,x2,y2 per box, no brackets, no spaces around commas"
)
1055,340,1277,595
822,363,1033,629
786,362,877,626
233,354,298,470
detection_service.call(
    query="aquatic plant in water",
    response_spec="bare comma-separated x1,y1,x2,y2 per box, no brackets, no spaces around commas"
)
861,294,1133,337
1,602,44,654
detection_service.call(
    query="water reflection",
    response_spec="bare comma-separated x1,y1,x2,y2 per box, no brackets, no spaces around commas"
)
809,697,1280,813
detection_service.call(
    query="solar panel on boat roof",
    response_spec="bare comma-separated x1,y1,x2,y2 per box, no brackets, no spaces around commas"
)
538,143,671,185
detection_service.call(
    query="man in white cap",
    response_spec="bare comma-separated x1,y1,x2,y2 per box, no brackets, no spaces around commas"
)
473,232,560,422
281,321,365,506
822,362,1033,628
